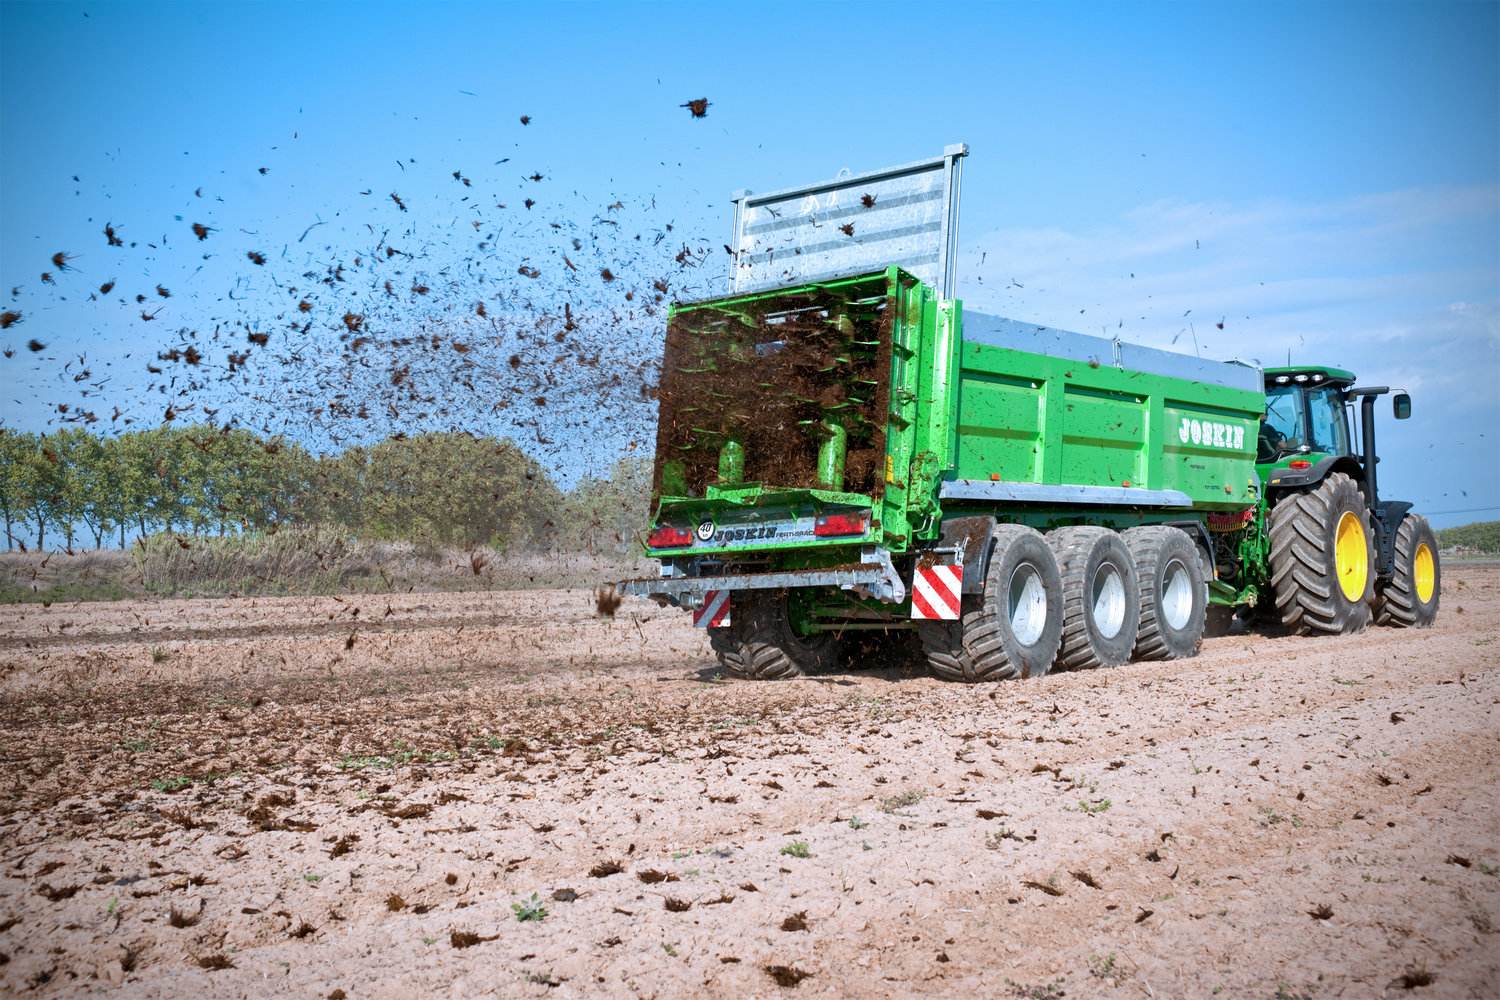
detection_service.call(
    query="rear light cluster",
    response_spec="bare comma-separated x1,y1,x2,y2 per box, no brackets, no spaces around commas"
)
1288,459,1313,470
646,525,693,549
813,512,868,537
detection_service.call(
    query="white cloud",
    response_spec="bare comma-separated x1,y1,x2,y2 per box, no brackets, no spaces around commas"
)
957,184,1500,518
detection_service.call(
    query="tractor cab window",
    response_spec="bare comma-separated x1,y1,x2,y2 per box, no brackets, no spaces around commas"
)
1306,386,1351,455
1259,385,1304,461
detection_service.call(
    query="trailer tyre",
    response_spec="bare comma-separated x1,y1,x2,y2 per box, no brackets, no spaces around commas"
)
919,524,1063,682
1121,525,1207,660
1374,514,1440,628
1268,472,1373,635
1048,526,1141,670
709,590,839,681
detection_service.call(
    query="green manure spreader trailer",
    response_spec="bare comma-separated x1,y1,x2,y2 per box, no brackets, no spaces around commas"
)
619,154,1439,682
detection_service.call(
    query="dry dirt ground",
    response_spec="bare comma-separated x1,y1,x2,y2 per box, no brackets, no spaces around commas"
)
0,569,1497,999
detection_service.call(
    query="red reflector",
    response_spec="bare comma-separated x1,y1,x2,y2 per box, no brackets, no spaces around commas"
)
814,513,868,537
1288,459,1312,470
646,525,693,548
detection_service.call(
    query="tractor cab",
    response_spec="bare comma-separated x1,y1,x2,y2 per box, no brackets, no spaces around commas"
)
1257,366,1357,469
1257,365,1412,489
1254,365,1431,627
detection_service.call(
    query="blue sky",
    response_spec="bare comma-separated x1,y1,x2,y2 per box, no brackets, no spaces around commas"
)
1,0,1496,523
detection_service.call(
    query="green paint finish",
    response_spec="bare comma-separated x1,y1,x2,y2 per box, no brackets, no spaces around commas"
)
718,437,745,483
644,267,1263,567
817,421,847,489
952,341,1262,510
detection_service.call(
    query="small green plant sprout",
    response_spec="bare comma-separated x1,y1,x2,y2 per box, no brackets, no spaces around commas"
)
150,775,192,792
1258,806,1297,827
661,942,679,957
150,645,170,664
848,815,867,830
512,893,547,922
120,731,155,753
302,873,322,884
1077,797,1112,814
985,827,1019,850
1088,952,1124,984
1006,978,1067,1000
879,789,925,814
780,841,812,859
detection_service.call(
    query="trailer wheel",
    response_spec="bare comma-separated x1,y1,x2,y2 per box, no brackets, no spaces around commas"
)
709,590,840,680
1121,525,1207,660
1374,514,1440,628
919,524,1063,682
1048,526,1141,670
1268,472,1373,635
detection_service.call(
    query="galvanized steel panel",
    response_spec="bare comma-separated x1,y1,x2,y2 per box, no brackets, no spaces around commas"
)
730,144,967,299
963,312,1262,395
939,480,1194,507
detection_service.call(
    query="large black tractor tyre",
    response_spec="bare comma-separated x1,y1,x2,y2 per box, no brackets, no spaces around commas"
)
1374,514,1441,628
919,524,1064,682
1121,525,1208,660
708,590,840,681
1048,526,1141,670
1267,471,1374,635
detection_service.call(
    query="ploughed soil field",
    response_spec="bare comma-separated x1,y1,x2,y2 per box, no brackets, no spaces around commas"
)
1,569,1497,999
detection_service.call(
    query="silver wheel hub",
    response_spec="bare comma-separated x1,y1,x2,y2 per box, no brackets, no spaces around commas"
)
1007,562,1047,646
1091,564,1127,639
1160,558,1194,631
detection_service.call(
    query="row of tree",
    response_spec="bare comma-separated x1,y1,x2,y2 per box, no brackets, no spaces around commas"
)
0,426,650,553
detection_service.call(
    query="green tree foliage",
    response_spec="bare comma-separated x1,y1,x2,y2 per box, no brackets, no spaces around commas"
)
324,433,564,548
15,435,64,551
564,455,652,554
0,430,38,549
0,424,616,553
1437,519,1500,554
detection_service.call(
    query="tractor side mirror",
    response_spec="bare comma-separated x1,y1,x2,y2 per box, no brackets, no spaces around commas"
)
1393,393,1412,420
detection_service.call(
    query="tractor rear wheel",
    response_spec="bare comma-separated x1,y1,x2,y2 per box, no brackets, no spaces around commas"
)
1048,526,1141,669
1122,525,1207,660
919,524,1063,682
1374,514,1441,628
1268,471,1374,635
709,590,840,680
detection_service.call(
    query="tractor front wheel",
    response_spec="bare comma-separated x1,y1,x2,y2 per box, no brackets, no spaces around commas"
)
1374,514,1441,628
709,590,840,680
1268,472,1374,635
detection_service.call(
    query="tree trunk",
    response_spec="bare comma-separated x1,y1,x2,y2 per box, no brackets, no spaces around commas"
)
120,521,127,549
35,513,45,552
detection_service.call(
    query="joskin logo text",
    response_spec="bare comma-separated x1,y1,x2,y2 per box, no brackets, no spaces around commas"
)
1178,418,1244,450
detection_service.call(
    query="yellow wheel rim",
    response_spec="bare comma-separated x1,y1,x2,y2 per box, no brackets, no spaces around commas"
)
1334,510,1368,602
1414,542,1436,604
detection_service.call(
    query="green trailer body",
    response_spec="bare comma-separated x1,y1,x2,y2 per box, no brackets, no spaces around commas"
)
625,267,1266,617
620,139,1438,679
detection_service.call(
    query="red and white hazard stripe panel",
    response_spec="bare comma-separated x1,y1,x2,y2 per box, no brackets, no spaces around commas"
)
910,564,963,621
692,590,731,628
